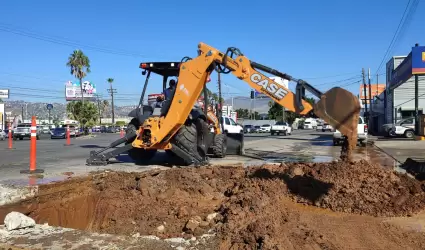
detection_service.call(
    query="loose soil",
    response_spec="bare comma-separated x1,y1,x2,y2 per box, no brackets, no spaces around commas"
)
1,161,425,249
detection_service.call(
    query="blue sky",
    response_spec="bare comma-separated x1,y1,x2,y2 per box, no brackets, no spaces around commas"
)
0,0,423,106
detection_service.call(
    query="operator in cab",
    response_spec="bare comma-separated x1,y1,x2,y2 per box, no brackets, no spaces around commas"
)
164,79,177,101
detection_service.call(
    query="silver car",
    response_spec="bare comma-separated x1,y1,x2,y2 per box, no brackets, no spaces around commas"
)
0,129,5,140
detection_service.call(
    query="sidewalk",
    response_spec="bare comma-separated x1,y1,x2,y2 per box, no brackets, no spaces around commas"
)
373,137,425,163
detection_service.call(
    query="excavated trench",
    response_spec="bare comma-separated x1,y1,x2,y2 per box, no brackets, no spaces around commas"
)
2,161,425,249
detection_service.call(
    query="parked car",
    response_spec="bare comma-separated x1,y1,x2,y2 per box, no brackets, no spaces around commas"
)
333,116,368,146
51,127,67,139
260,124,271,133
244,125,254,133
271,122,292,135
41,125,51,134
13,123,42,140
303,118,318,129
221,116,243,134
106,126,117,133
322,123,333,132
253,126,261,133
61,124,80,137
382,117,415,138
0,129,5,140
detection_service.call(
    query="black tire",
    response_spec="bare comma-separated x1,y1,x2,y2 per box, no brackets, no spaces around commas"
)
271,131,275,136
19,137,23,140
171,121,206,165
212,134,227,158
405,130,414,139
126,118,157,163
125,118,139,142
333,139,338,146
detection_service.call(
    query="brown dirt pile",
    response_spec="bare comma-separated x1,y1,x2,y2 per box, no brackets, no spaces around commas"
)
274,160,425,217
1,162,425,249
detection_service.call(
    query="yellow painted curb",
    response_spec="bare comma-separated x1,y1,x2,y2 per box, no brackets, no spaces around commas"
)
414,136,425,141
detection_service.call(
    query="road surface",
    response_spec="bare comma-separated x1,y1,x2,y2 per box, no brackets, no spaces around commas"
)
0,129,414,184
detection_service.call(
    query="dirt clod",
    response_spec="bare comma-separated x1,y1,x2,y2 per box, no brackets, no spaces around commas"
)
1,161,425,249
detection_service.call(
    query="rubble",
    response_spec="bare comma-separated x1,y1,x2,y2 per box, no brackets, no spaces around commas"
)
206,213,217,223
1,163,425,249
4,212,35,231
0,185,35,206
185,216,202,232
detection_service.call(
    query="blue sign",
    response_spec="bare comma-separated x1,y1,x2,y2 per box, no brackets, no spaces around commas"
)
46,104,53,110
389,52,412,90
412,46,425,75
389,45,425,90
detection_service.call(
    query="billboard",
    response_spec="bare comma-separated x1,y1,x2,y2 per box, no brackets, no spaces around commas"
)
359,84,386,104
65,81,97,101
0,89,9,99
412,46,425,74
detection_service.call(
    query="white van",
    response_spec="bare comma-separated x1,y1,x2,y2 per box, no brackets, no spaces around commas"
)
303,118,318,129
221,116,243,134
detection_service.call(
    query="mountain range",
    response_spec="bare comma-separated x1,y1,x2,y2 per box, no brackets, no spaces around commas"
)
3,97,268,121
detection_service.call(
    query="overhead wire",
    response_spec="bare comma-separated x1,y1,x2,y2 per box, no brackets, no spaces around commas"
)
375,0,417,74
0,22,167,59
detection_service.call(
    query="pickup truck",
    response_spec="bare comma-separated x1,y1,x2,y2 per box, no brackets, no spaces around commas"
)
271,122,292,136
13,123,42,140
381,117,415,138
333,116,368,146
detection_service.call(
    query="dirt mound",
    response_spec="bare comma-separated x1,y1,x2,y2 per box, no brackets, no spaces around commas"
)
266,160,425,217
1,162,425,249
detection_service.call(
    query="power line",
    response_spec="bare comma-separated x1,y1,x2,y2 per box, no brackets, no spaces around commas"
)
303,71,360,80
375,0,415,74
314,75,362,87
0,22,165,59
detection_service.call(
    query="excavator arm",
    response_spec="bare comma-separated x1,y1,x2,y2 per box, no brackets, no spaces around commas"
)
86,42,360,166
140,42,360,147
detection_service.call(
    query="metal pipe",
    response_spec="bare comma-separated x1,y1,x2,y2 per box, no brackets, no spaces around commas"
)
139,71,151,107
251,61,292,80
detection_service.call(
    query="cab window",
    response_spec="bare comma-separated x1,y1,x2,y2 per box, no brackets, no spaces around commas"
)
225,118,230,125
229,118,237,125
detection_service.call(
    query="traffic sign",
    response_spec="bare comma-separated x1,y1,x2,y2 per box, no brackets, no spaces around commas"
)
46,104,53,110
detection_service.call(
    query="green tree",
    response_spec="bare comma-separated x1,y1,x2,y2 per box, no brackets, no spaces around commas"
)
107,78,115,123
116,121,126,126
268,96,318,123
100,100,109,119
66,50,91,105
66,101,99,127
235,108,249,119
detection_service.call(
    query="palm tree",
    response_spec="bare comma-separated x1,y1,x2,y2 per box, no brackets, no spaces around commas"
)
66,50,91,105
107,78,115,124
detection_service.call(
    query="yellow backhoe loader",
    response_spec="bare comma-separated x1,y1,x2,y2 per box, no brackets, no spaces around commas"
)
87,43,360,166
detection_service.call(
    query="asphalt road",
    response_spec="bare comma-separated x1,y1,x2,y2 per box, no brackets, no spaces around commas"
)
0,129,411,184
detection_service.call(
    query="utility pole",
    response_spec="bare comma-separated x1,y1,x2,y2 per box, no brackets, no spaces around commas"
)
414,43,419,136
362,68,368,123
21,106,24,122
95,94,102,125
368,68,372,134
107,86,117,124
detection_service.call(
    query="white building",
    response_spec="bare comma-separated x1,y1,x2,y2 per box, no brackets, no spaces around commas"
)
370,55,425,133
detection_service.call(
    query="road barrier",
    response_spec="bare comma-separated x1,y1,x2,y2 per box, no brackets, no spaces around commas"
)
8,124,14,150
64,125,72,146
20,116,44,174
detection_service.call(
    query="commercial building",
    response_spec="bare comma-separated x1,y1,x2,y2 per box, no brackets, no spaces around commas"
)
370,45,425,134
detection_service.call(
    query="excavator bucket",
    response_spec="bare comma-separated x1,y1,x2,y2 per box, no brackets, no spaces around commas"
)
313,87,361,137
225,133,244,156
